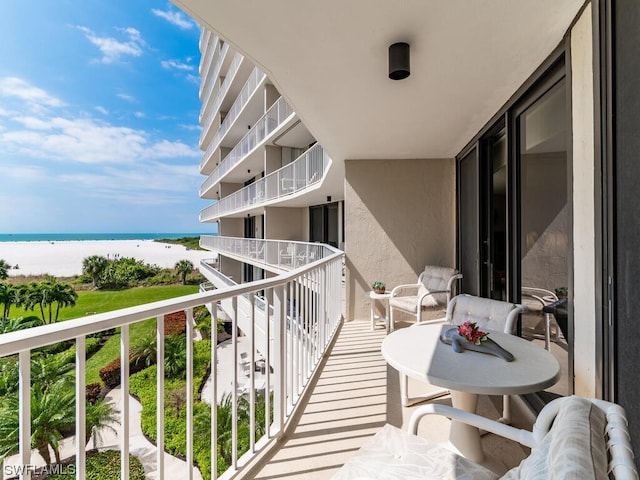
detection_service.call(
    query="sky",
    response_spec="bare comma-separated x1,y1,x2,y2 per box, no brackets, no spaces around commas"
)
0,1,214,234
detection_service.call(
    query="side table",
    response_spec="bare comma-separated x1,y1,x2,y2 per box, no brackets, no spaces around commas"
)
368,291,392,332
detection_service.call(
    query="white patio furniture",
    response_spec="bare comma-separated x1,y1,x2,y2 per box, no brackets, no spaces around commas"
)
521,286,560,350
333,395,638,480
389,265,462,331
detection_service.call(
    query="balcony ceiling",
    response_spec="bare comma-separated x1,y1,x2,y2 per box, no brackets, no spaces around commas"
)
174,0,585,161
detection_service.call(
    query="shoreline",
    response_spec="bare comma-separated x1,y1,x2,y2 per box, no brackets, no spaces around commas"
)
0,239,214,278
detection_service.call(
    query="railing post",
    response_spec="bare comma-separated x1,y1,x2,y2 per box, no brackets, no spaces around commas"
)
120,325,130,480
75,336,86,480
209,302,218,480
272,285,286,435
18,351,30,480
186,309,194,480
156,315,165,480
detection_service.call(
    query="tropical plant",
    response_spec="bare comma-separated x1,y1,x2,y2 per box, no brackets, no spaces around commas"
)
22,280,78,324
129,333,186,378
0,378,75,465
82,255,109,289
130,333,157,369
85,397,119,444
175,259,194,285
0,283,18,319
31,352,75,388
0,259,11,280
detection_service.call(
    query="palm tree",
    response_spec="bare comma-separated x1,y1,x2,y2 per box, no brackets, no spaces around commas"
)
0,259,11,280
82,255,109,289
0,378,75,465
174,259,194,285
130,334,157,369
41,280,78,324
85,397,119,445
22,280,77,324
0,282,18,319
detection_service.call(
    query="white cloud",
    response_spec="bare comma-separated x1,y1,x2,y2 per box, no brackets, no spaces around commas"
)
0,77,64,108
161,59,194,71
151,8,195,30
95,106,109,115
134,111,145,118
117,93,136,103
185,74,199,85
77,25,145,64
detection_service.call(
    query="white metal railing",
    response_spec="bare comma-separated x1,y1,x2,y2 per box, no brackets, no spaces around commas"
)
207,67,266,157
0,246,344,480
200,96,295,194
198,32,219,89
200,144,328,221
199,236,331,272
200,52,243,146
199,42,229,123
199,29,210,56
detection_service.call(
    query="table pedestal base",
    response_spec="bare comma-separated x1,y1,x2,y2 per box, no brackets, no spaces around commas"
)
449,391,484,463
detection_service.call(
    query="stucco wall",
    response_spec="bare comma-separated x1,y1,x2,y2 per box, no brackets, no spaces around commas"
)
571,4,596,397
345,158,456,321
265,207,304,240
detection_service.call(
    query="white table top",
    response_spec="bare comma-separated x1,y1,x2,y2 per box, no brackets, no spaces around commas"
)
368,290,392,299
381,323,560,396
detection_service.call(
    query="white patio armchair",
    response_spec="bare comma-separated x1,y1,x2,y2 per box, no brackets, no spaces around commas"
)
333,396,638,480
389,265,462,331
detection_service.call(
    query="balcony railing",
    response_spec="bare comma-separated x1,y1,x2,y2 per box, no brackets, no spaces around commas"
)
200,52,243,146
200,96,295,195
208,67,266,154
199,42,229,120
0,246,344,480
199,236,332,272
198,32,219,86
200,144,328,221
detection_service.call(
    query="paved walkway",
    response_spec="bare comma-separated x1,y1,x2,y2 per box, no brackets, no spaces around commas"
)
3,387,203,480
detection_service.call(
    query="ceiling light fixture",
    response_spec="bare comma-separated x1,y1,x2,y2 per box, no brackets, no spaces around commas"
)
388,42,410,80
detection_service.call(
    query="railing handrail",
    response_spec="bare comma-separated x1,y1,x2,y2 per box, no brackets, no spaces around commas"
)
0,249,341,357
200,143,328,220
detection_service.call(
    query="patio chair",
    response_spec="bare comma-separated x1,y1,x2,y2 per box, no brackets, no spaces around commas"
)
401,294,525,425
333,396,638,480
389,265,462,331
521,286,559,350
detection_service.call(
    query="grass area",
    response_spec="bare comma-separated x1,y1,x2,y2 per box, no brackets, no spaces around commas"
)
10,284,199,322
154,236,204,250
46,449,145,480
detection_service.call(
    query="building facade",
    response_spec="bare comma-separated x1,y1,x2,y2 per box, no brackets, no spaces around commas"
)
178,0,640,460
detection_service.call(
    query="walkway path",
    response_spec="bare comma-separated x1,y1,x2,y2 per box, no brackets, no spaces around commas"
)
3,387,203,480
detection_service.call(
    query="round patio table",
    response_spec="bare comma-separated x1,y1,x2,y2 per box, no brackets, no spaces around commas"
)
381,322,560,462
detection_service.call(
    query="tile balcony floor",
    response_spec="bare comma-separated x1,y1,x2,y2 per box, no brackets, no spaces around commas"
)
249,319,534,479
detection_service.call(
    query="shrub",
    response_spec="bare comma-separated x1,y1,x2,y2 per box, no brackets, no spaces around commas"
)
86,382,102,405
165,311,186,335
46,449,145,480
99,357,121,389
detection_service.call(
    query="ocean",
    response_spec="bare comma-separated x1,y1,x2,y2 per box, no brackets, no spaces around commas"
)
0,233,213,242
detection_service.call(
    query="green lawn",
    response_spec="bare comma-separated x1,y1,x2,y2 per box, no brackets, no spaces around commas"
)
11,284,200,385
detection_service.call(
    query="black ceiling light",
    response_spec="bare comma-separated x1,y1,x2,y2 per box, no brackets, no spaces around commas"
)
388,42,410,80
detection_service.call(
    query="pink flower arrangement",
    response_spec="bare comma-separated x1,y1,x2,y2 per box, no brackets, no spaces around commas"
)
457,321,488,345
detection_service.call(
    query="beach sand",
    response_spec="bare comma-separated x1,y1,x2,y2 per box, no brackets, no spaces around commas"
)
0,240,215,277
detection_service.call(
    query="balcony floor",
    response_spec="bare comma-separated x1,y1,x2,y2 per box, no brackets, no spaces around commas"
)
250,319,532,479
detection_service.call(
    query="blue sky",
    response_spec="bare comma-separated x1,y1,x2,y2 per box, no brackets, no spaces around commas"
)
0,1,213,234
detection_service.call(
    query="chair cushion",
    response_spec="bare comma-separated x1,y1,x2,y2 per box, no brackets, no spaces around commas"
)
451,295,518,332
499,396,608,480
419,265,457,306
332,424,499,480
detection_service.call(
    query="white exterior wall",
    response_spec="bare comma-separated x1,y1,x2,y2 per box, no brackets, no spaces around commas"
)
571,4,597,397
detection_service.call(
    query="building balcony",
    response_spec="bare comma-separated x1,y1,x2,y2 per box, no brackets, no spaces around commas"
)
200,67,267,175
199,235,330,274
200,52,249,148
0,248,345,480
199,96,296,195
199,42,229,119
198,31,219,89
200,143,329,221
